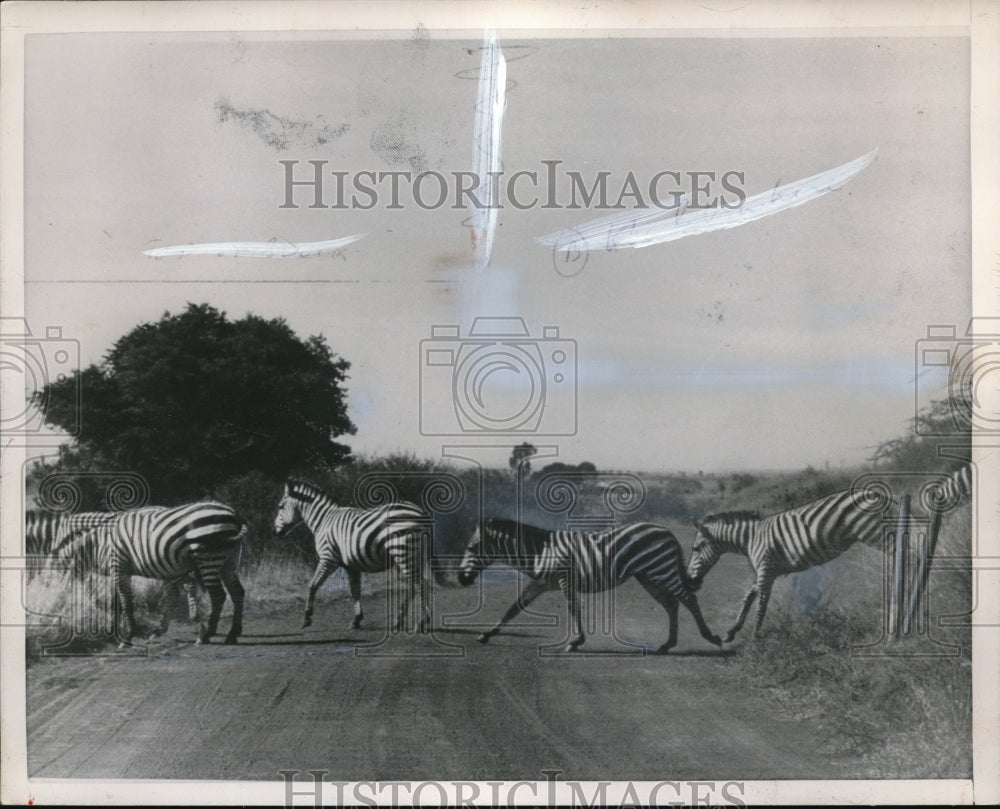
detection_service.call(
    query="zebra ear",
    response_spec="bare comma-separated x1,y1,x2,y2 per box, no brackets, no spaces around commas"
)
692,519,705,533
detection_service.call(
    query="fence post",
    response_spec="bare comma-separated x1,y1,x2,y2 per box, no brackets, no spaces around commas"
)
890,495,910,638
902,507,943,636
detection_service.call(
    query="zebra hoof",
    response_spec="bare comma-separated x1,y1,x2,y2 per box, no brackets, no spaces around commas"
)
709,635,723,647
563,639,584,653
724,629,738,644
476,633,491,644
349,618,362,630
222,635,238,645
301,617,312,629
655,643,675,655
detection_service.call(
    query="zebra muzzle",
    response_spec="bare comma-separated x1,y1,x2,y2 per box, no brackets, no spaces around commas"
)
457,569,478,587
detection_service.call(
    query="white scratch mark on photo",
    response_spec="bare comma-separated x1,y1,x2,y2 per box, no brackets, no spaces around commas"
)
143,234,367,259
470,29,506,272
539,148,878,252
534,195,690,251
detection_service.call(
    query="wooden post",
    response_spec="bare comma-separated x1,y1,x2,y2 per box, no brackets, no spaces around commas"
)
902,507,943,636
890,495,910,638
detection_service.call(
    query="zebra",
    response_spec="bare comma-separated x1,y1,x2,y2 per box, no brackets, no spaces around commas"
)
686,465,975,641
457,518,721,653
273,480,432,633
934,463,973,506
27,508,202,622
53,502,246,645
26,509,116,558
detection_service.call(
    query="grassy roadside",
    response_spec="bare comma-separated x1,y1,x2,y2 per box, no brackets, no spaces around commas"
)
723,502,973,778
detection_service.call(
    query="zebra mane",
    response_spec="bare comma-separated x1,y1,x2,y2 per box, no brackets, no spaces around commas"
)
485,517,552,544
699,510,761,526
287,479,326,502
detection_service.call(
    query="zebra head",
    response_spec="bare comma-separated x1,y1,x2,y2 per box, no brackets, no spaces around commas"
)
458,523,487,586
686,518,726,587
687,511,759,586
274,481,308,537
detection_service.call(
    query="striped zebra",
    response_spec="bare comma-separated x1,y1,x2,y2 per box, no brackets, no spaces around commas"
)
687,466,975,641
53,502,246,645
27,508,202,622
934,463,973,506
26,509,116,558
273,480,432,633
458,518,721,653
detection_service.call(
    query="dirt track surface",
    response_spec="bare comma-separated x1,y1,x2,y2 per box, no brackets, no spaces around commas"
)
27,568,856,782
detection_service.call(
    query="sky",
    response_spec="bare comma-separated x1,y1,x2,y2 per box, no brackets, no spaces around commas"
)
22,31,971,472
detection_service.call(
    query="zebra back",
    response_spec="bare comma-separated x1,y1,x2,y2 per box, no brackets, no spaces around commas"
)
105,502,244,580
481,518,695,594
287,481,429,571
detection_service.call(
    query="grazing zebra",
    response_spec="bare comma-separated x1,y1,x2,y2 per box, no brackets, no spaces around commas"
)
53,502,246,645
26,509,116,558
687,466,975,641
273,480,432,633
457,518,721,653
27,508,202,622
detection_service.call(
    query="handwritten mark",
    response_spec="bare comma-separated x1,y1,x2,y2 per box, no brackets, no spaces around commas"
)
143,234,367,259
538,196,690,258
537,149,878,252
470,29,506,273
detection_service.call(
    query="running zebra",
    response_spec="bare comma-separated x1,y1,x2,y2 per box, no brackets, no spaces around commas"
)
458,518,721,653
28,508,202,622
273,480,432,633
687,466,975,641
53,502,246,645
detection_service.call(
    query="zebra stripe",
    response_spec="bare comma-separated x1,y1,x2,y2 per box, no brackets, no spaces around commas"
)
687,466,974,641
56,502,245,645
934,464,973,507
273,480,432,633
26,510,115,558
458,518,721,653
30,507,202,621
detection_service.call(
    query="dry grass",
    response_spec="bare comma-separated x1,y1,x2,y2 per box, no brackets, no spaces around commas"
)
728,503,973,778
25,569,190,661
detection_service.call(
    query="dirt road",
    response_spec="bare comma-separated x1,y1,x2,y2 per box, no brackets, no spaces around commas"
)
27,566,855,782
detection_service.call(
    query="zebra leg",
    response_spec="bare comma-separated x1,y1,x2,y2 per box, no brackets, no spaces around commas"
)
634,576,682,653
221,560,245,645
154,580,179,637
751,574,777,639
114,569,136,648
198,578,226,644
347,568,363,630
658,597,680,654
557,576,585,652
680,596,722,648
303,559,338,628
478,579,548,644
726,586,758,643
183,579,200,622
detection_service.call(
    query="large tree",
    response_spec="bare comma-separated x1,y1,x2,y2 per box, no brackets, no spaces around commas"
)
37,303,356,502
